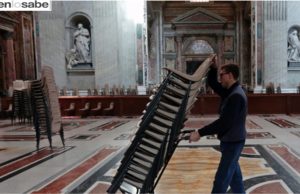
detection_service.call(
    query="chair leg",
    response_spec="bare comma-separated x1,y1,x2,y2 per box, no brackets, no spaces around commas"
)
60,124,65,147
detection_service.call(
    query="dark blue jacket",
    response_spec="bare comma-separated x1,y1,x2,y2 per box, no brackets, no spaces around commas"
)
198,67,248,142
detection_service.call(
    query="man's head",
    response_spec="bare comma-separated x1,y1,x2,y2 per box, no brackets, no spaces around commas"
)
219,64,239,89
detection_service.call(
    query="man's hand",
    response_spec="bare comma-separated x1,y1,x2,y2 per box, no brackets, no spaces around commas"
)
210,55,217,69
189,130,201,143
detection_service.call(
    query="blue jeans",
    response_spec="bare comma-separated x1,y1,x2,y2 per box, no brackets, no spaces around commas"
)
211,141,245,194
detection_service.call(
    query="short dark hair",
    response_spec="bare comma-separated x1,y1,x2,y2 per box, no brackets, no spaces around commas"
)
221,64,239,80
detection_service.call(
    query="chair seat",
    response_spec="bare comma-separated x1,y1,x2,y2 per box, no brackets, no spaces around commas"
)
89,102,101,116
103,102,114,115
79,103,90,118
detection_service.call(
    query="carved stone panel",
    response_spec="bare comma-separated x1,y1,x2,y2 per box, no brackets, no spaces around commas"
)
165,37,176,53
224,36,234,52
165,58,176,69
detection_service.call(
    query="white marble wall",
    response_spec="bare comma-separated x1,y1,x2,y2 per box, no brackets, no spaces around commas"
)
38,1,138,90
264,21,287,87
38,1,67,87
263,1,300,90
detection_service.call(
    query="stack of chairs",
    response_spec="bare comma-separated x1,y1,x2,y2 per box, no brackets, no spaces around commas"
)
30,79,52,149
30,66,64,149
11,80,32,124
23,81,32,123
42,66,64,147
12,89,24,123
107,54,215,194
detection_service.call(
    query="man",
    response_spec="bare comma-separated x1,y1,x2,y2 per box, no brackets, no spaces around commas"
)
189,58,248,194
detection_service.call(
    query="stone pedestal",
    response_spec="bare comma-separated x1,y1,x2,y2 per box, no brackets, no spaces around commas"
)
71,63,93,69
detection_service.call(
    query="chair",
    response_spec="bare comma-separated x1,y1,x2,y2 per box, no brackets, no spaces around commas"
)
64,102,76,116
60,87,67,96
93,88,99,96
87,88,92,96
73,88,79,96
102,102,114,115
90,102,102,116
103,84,110,95
4,103,13,119
79,102,90,118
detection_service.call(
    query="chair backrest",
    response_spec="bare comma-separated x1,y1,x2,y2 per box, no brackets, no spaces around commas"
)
13,80,26,91
96,102,102,108
109,102,114,108
94,88,99,95
163,54,216,82
70,102,75,109
7,103,12,111
87,89,92,96
104,84,110,95
85,102,90,109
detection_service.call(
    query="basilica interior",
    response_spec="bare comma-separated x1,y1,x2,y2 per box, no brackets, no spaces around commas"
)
0,1,300,194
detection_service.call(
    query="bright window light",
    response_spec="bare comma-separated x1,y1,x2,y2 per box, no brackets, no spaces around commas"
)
124,0,144,24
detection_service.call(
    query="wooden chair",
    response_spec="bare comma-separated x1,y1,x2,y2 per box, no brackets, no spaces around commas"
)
87,88,92,96
103,84,110,95
102,102,114,115
64,102,76,116
120,85,125,95
79,102,90,118
73,88,79,96
93,88,99,96
90,102,102,116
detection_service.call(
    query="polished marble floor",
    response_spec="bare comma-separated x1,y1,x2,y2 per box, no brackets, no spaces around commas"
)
0,114,300,193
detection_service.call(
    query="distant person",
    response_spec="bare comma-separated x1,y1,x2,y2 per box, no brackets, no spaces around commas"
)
189,56,248,193
288,28,300,62
73,23,91,63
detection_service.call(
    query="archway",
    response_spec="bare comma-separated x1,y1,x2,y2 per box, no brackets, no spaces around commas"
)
183,39,215,74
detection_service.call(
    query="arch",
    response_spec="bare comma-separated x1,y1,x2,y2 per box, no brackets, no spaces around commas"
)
183,38,215,55
66,12,93,29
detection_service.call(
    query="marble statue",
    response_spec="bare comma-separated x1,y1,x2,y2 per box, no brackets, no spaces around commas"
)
287,28,300,62
73,23,91,63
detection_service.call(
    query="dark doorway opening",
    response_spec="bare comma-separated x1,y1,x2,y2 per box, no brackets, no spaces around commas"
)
186,61,203,75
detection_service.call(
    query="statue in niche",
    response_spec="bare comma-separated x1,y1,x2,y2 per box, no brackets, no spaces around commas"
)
287,28,300,62
73,23,91,63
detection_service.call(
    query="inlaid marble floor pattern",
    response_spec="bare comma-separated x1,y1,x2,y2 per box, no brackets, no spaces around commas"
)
0,115,299,193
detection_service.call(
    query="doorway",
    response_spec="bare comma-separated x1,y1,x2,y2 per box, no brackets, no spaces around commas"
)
186,60,203,75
